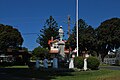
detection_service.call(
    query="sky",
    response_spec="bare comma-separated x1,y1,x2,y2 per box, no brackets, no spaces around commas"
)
0,0,120,51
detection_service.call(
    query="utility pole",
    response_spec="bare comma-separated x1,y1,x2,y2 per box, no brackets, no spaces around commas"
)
67,15,70,38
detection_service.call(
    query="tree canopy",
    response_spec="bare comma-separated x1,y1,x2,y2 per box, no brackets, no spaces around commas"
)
78,19,96,52
37,16,59,49
67,19,96,56
96,18,120,60
68,18,120,59
32,46,49,59
0,24,23,52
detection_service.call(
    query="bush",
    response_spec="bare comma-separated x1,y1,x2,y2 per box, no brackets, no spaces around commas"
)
74,56,100,70
28,62,35,69
74,57,84,69
87,56,100,70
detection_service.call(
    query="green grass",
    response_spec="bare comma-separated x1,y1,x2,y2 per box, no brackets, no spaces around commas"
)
0,66,120,80
100,63,110,66
54,69,120,80
4,65,29,68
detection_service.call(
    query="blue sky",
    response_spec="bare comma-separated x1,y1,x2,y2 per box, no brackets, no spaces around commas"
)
0,0,120,51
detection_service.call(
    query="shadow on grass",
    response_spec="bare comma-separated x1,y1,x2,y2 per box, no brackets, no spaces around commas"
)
0,67,75,80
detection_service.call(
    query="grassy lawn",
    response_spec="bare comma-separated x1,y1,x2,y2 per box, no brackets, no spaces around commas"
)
4,65,29,68
54,69,120,80
0,66,120,80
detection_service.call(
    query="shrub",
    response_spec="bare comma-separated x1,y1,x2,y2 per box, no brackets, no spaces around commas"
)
74,57,84,69
28,62,35,69
87,56,100,70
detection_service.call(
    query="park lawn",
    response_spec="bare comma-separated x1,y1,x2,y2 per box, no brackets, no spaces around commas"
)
0,66,120,80
4,65,29,68
53,69,120,80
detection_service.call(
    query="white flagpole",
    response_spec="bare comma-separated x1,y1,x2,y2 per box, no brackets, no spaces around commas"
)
76,0,79,57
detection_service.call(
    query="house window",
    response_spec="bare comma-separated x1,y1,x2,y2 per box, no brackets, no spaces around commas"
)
54,46,56,48
53,44,58,49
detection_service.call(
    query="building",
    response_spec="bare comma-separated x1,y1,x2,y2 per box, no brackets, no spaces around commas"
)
104,51,116,64
48,37,73,59
104,48,120,65
0,48,31,65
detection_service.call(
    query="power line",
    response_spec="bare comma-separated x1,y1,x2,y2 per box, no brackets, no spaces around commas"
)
68,15,70,38
22,33,39,35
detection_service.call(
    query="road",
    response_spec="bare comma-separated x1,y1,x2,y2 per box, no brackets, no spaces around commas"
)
100,66,120,70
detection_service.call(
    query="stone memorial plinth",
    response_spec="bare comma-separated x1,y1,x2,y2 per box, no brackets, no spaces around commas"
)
58,26,65,61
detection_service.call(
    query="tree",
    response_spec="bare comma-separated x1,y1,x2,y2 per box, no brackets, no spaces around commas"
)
67,19,96,56
96,18,120,61
78,19,96,54
22,47,28,52
32,46,49,59
37,16,59,49
0,24,23,53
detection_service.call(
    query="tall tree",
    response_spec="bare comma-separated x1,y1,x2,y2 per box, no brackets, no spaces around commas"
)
0,24,23,53
67,19,96,55
78,19,96,55
96,18,120,61
79,26,96,55
37,16,59,48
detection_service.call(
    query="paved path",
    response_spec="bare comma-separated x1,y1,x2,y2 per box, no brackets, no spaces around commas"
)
100,66,120,70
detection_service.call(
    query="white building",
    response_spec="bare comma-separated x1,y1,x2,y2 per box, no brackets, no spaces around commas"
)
104,48,120,65
48,37,71,58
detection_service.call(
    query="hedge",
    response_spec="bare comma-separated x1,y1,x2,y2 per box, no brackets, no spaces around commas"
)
74,56,100,70
87,56,100,70
74,57,84,69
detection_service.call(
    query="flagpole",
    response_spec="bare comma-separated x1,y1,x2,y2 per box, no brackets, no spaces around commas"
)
76,0,79,57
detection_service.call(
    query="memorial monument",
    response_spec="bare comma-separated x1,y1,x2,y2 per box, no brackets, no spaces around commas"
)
83,52,89,71
58,26,65,61
69,53,75,69
53,57,58,68
35,59,40,69
43,58,48,68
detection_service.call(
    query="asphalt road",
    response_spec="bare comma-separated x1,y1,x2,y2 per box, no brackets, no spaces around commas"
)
100,66,120,70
